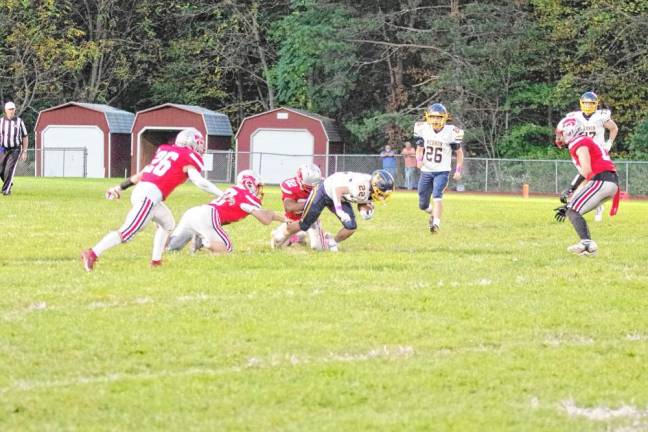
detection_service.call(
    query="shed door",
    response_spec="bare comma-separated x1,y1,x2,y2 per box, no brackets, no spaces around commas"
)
42,126,104,178
250,129,314,184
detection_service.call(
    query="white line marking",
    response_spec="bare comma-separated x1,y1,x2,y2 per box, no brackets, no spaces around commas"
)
561,399,648,421
0,345,414,395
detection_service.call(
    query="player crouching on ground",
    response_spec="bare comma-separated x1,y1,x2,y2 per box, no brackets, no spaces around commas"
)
553,115,620,256
271,162,330,250
272,170,395,252
81,128,223,271
414,103,464,233
167,170,283,254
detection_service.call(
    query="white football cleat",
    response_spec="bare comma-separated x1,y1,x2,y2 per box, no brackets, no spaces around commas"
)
567,240,598,256
271,227,288,250
327,237,339,252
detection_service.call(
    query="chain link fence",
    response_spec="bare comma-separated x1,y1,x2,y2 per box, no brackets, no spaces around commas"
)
16,148,88,177
20,148,648,195
202,151,648,196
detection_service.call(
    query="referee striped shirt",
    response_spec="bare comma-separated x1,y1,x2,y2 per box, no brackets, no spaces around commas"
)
0,116,28,149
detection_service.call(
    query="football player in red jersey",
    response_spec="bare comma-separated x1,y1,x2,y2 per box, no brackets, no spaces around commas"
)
554,115,620,256
271,162,330,250
167,170,284,254
81,128,223,271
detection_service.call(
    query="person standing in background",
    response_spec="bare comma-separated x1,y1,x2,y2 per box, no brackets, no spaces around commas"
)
401,141,417,190
380,144,397,183
0,101,29,196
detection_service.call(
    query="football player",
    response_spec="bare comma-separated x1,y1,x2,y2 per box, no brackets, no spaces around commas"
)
271,170,395,252
271,162,329,250
167,170,283,254
81,128,223,271
413,103,464,233
561,92,619,221
553,114,620,256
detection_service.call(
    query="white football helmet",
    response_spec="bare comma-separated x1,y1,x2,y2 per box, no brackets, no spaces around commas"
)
555,115,585,149
175,128,205,154
296,163,322,192
236,169,263,198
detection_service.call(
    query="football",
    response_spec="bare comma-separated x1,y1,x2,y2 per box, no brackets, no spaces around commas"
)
358,202,374,220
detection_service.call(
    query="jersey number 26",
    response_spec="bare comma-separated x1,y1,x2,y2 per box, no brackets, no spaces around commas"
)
143,150,179,176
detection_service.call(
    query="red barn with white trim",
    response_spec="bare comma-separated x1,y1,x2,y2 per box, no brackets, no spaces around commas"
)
35,102,134,178
131,103,233,173
235,107,343,183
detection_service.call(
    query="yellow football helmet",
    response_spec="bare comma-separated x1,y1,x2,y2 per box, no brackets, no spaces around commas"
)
579,91,599,116
424,103,448,129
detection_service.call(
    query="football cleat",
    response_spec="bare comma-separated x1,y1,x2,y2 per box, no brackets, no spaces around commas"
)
567,240,598,256
579,91,599,116
430,224,440,234
81,249,97,272
327,237,339,252
189,234,204,254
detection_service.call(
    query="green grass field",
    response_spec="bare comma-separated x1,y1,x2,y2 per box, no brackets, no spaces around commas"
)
1,177,647,431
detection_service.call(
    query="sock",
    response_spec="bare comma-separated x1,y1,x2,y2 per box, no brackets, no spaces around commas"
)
433,218,441,227
567,209,591,240
92,231,122,256
152,226,170,262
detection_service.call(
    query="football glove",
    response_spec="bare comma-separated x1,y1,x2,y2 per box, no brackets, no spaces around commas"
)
554,205,568,223
559,188,572,204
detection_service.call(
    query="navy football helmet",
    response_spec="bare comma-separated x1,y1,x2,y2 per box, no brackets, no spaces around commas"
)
424,103,449,129
579,91,599,115
370,170,395,201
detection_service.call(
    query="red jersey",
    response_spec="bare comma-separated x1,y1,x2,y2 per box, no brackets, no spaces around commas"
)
141,144,204,199
208,186,262,224
568,136,616,179
280,176,309,221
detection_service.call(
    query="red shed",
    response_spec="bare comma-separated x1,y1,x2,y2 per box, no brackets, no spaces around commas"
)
131,103,233,173
35,102,134,178
235,107,343,183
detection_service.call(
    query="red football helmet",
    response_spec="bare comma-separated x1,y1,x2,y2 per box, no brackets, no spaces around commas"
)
296,163,322,192
236,169,263,198
555,115,584,149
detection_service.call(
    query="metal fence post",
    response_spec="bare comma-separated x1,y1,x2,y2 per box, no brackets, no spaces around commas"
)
485,158,489,192
626,162,629,193
555,160,558,193
83,148,88,178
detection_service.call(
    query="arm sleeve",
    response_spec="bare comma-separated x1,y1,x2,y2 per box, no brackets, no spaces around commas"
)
187,167,223,197
240,202,261,213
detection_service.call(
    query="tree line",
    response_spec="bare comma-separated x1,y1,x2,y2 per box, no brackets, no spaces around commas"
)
1,0,647,158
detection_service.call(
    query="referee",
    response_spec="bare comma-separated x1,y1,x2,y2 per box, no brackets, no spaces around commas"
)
0,101,29,196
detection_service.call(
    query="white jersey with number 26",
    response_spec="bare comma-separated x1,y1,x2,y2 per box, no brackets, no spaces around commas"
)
414,122,464,173
323,172,372,204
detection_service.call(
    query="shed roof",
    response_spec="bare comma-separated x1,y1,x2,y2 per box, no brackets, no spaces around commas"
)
284,108,342,142
40,102,135,134
137,103,233,136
